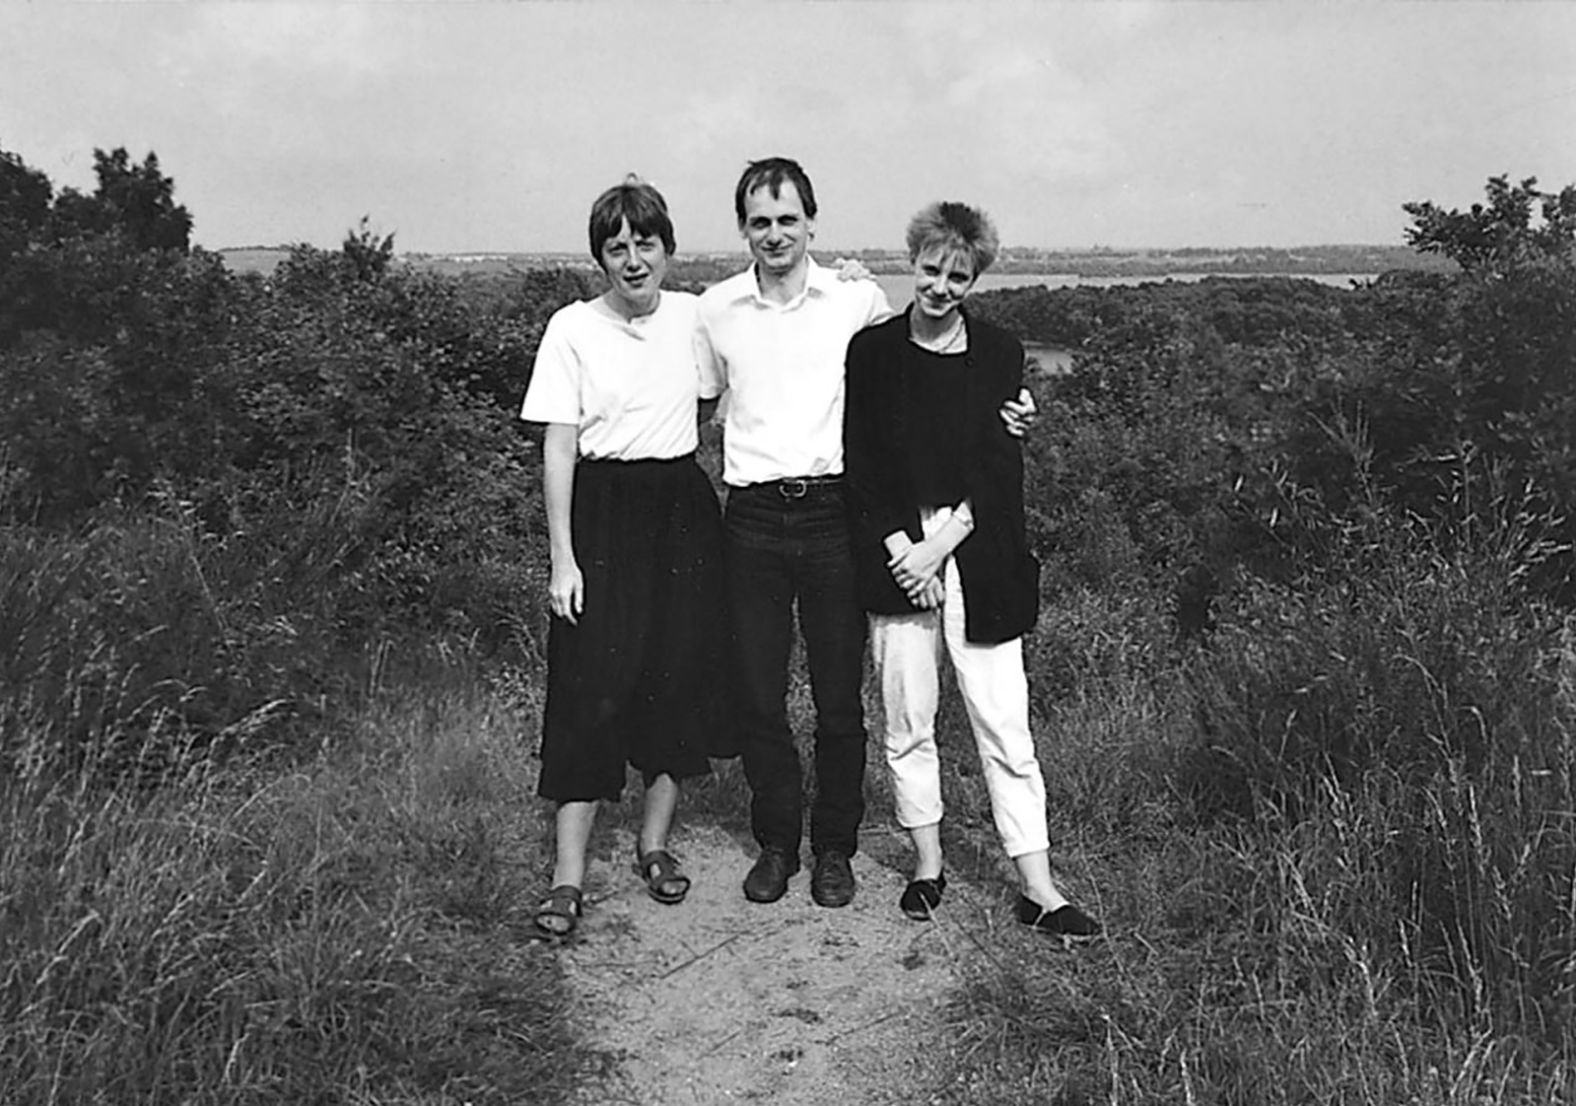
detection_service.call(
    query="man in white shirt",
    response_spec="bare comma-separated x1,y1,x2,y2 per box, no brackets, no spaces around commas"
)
697,157,1034,909
696,158,887,908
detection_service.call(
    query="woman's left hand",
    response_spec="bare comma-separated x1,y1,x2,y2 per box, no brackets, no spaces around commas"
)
912,577,945,610
1000,387,1038,438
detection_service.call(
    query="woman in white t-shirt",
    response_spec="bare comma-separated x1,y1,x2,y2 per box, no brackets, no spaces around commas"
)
520,178,731,938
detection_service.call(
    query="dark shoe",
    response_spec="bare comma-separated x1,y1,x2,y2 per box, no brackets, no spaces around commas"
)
899,873,947,921
534,885,583,939
811,850,856,908
1016,895,1101,943
743,847,799,903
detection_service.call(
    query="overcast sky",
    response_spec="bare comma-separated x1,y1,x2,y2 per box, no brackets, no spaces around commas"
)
3,1,1574,256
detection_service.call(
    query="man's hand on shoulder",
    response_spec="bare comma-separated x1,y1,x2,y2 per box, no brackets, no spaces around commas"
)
1000,387,1038,438
833,257,876,283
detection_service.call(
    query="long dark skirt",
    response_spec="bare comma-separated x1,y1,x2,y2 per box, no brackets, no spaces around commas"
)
537,453,734,803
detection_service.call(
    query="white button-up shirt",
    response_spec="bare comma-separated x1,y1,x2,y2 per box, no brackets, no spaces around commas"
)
695,259,891,487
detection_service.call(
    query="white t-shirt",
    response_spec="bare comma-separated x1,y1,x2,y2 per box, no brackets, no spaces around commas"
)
520,291,714,460
695,259,891,486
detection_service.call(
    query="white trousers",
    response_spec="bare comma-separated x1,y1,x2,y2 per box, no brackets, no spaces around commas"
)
868,507,1050,859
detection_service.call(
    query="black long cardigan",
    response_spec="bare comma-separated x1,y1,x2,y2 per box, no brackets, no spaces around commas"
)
842,309,1039,645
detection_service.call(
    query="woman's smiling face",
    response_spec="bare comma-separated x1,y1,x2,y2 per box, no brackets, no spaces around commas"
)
911,246,977,321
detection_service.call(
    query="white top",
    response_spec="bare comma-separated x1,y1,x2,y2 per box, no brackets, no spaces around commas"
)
696,258,892,486
519,291,715,460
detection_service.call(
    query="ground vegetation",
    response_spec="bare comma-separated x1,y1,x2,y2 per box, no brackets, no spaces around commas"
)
2,147,1572,1103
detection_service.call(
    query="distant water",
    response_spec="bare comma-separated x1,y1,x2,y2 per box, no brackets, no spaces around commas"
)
874,271,1376,308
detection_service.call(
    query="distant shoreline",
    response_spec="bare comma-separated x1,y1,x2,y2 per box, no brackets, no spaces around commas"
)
216,243,1452,281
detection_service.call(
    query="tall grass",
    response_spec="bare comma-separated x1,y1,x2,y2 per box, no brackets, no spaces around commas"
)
0,684,591,1106
0,505,591,1105
926,504,1576,1104
1191,507,1576,1038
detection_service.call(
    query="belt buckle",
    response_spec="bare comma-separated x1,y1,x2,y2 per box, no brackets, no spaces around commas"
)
779,478,809,499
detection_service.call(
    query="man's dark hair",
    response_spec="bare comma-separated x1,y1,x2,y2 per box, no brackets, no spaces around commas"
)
588,175,676,262
733,157,818,224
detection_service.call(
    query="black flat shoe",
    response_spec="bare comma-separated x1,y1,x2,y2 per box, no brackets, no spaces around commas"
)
1016,895,1100,943
899,874,947,921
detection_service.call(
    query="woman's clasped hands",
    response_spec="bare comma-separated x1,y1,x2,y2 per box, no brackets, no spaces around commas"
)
885,533,947,610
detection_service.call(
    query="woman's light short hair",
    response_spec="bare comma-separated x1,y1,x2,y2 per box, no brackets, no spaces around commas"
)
905,201,999,275
588,175,675,263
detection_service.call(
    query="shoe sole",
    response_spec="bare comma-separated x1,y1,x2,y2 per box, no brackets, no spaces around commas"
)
744,884,791,904
1021,923,1101,946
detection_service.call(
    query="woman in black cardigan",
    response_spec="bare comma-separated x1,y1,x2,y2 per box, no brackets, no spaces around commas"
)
843,201,1099,942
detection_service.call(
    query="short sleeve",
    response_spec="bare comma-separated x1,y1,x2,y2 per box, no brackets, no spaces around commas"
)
520,309,583,426
694,310,725,401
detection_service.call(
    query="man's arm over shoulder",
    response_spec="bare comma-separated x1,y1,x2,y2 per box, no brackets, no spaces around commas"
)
979,322,1036,437
860,277,895,327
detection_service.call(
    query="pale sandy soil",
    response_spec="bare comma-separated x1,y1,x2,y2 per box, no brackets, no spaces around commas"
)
545,819,1003,1106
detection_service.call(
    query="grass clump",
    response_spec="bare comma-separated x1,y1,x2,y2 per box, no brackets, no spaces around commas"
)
924,505,1575,1105
1189,508,1576,1041
0,687,594,1106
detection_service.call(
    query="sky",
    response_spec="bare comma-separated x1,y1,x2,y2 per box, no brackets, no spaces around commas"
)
3,1,1575,256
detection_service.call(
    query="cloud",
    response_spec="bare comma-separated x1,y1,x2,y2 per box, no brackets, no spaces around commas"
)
892,11,1125,192
672,87,766,165
177,4,403,81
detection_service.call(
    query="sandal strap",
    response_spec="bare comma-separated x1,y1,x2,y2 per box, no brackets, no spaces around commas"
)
635,848,691,903
535,884,583,938
538,884,582,916
637,849,689,883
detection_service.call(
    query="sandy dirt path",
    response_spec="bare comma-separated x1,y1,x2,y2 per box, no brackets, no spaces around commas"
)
548,819,998,1105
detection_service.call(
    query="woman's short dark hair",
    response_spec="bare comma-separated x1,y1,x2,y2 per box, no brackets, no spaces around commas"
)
588,175,675,262
733,157,818,224
905,201,1000,275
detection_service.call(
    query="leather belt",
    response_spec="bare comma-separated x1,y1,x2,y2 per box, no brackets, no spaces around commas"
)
756,475,842,499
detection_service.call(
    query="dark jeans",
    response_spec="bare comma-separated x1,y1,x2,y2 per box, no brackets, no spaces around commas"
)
725,480,867,858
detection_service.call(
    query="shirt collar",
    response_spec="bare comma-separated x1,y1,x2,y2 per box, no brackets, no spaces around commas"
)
730,257,831,308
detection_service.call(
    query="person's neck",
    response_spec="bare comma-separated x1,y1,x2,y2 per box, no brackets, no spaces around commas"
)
602,289,659,322
908,303,963,345
754,257,810,305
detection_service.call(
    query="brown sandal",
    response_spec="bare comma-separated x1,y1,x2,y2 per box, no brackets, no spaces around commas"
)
633,849,691,905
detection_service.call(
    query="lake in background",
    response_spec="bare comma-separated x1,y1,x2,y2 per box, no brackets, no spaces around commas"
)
873,271,1378,375
872,270,1376,310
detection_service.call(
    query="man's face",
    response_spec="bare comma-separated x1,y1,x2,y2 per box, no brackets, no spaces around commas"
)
740,181,814,278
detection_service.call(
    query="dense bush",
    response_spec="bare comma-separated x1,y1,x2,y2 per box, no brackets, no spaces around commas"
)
0,144,593,778
972,176,1576,1074
984,176,1576,616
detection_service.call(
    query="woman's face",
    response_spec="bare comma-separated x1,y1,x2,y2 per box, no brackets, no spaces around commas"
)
598,217,669,316
911,246,977,321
